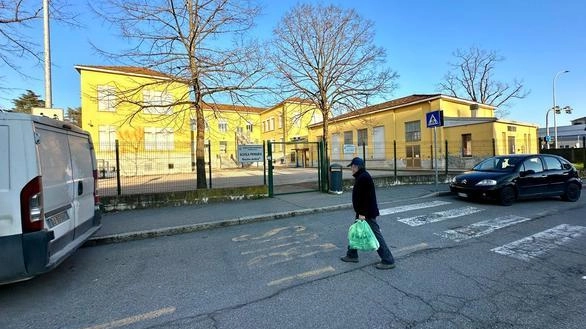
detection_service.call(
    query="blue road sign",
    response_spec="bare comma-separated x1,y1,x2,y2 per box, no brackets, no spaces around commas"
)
545,135,552,143
426,110,444,128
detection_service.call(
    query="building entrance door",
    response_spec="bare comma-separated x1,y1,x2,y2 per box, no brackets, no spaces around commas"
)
405,144,421,168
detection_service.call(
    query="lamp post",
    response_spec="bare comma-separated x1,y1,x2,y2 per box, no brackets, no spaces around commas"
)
553,70,569,148
545,107,555,149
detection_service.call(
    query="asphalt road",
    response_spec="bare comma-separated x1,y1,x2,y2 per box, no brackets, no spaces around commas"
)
1,194,585,329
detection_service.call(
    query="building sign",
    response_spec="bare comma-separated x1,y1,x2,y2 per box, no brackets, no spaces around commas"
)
238,144,264,163
426,110,444,128
343,144,356,154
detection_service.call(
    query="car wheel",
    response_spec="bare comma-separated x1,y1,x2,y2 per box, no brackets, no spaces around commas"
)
499,186,515,206
561,182,581,202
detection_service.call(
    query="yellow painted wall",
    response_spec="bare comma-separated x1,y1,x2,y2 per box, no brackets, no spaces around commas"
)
308,95,536,169
260,100,322,164
203,106,263,165
79,68,191,146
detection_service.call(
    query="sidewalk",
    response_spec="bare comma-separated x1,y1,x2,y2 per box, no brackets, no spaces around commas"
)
87,183,451,246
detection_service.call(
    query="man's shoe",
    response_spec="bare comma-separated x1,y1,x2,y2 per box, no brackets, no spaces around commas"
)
375,262,396,270
340,256,359,263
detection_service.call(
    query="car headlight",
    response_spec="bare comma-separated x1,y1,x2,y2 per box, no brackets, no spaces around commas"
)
476,179,497,186
451,177,457,183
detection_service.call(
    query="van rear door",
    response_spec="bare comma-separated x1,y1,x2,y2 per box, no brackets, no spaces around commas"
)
35,125,75,255
68,132,96,235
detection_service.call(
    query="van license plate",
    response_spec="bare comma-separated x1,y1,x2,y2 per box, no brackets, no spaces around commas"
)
458,192,468,198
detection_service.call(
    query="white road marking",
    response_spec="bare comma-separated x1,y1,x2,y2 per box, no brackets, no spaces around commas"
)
379,200,451,216
491,224,586,261
398,206,483,226
82,307,176,329
247,243,338,267
439,215,532,242
393,242,429,256
268,266,336,286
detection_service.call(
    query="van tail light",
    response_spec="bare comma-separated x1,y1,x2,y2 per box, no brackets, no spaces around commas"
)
93,169,100,205
21,176,44,233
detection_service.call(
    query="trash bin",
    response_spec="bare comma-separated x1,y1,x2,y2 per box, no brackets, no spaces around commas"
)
329,163,343,194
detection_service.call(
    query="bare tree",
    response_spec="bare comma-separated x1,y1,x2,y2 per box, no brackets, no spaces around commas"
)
0,1,77,78
438,46,529,118
91,0,268,189
271,4,398,157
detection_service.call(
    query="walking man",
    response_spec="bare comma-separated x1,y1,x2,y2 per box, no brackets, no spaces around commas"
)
341,157,396,269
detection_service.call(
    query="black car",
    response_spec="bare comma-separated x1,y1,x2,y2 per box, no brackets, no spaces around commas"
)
450,154,582,206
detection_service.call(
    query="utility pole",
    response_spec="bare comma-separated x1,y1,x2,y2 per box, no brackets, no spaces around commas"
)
43,0,52,108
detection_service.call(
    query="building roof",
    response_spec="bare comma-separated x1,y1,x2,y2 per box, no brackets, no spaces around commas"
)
327,94,493,124
75,65,175,80
261,97,315,113
201,103,266,114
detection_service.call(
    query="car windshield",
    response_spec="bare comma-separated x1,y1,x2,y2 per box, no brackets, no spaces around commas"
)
473,157,521,172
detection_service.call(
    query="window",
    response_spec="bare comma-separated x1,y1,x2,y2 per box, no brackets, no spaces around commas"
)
462,134,472,157
98,125,116,151
357,129,368,146
219,141,227,154
218,119,228,133
310,112,321,124
246,122,253,132
278,113,283,128
543,156,563,170
344,131,353,145
143,90,173,115
405,121,421,142
144,127,174,150
97,85,116,112
522,157,544,173
236,126,243,134
269,117,275,131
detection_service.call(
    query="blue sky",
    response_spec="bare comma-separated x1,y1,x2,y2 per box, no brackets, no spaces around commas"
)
1,0,584,128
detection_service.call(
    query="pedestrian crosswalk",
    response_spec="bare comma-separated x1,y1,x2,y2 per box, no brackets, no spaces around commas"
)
491,224,586,261
378,201,586,262
235,199,584,287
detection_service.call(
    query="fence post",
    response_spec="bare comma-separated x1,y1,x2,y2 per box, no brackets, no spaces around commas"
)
362,143,366,167
207,141,212,188
263,141,266,186
393,140,397,181
430,144,434,169
492,138,496,156
115,139,121,196
267,141,274,197
445,140,448,176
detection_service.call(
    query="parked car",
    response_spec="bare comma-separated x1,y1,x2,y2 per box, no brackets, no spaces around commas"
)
450,154,582,206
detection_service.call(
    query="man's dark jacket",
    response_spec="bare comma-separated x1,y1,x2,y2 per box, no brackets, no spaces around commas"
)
352,168,380,219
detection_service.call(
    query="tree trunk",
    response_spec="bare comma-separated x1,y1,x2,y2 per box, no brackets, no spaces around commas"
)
195,102,207,189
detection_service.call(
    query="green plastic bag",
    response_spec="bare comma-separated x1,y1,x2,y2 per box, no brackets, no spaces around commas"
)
348,219,380,251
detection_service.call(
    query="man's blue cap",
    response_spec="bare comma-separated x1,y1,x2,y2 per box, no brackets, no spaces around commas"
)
347,157,364,167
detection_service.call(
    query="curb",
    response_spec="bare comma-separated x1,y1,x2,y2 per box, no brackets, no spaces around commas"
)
85,203,354,247
84,190,456,247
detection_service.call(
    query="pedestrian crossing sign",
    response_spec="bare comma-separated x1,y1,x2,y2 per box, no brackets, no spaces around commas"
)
426,110,444,128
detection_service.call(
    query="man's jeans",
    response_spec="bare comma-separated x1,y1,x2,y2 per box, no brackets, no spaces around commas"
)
347,218,395,264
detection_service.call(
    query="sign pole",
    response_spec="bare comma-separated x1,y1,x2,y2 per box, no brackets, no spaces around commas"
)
434,126,438,191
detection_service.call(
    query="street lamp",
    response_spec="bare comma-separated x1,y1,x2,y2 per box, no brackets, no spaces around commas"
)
553,70,569,148
545,107,555,149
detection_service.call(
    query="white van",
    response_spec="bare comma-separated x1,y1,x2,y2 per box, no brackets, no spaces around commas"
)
0,111,101,284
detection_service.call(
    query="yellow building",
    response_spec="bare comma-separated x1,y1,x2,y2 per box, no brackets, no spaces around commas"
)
76,66,538,175
260,98,322,167
308,94,539,169
76,65,268,174
201,103,265,168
